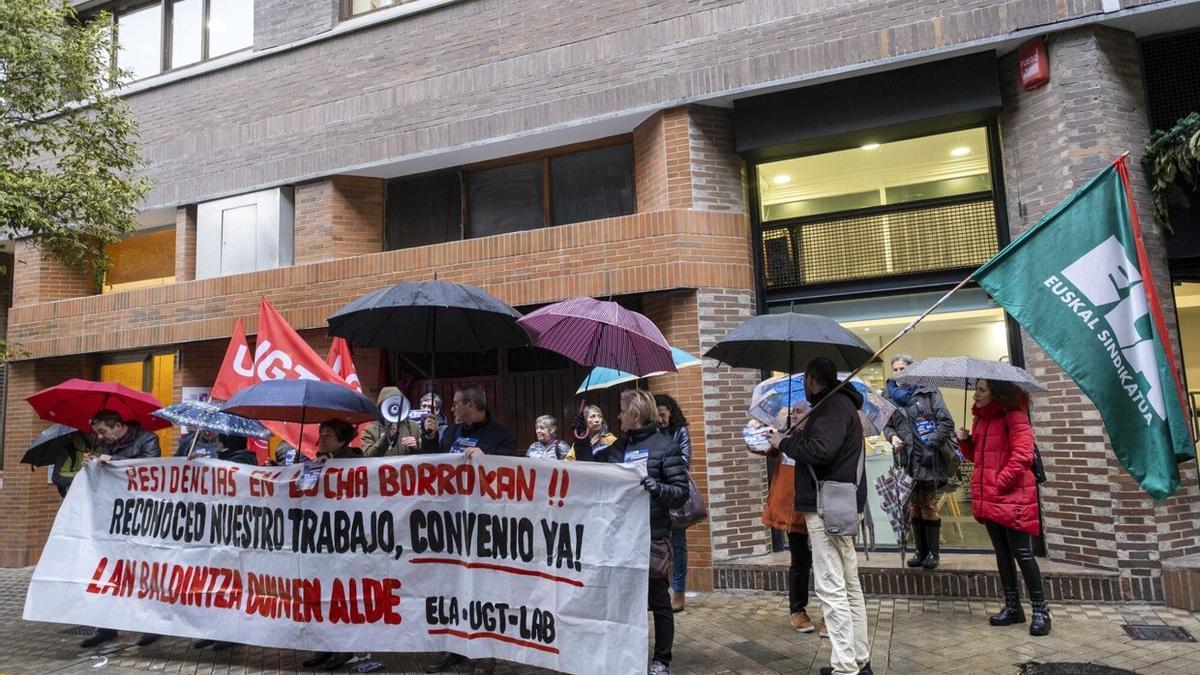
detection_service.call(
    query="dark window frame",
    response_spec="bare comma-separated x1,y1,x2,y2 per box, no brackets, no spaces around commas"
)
752,121,1008,294
383,135,636,251
92,0,253,84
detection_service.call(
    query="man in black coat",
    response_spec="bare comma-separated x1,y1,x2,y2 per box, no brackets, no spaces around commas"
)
418,385,518,458
421,385,517,675
596,389,688,675
769,358,872,675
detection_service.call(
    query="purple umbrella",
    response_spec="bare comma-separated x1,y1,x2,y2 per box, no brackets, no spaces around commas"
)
518,297,676,377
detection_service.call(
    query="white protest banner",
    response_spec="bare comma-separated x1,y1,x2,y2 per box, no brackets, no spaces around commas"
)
24,455,649,675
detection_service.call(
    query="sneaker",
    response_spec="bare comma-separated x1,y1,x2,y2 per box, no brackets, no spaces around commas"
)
80,628,117,649
212,641,236,651
859,662,875,675
790,610,815,633
135,633,161,647
648,661,671,675
818,623,829,638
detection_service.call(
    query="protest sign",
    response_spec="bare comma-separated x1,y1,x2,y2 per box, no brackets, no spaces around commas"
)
24,455,650,675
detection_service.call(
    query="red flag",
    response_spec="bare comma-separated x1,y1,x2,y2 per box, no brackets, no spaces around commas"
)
255,298,355,458
326,338,363,393
211,318,255,400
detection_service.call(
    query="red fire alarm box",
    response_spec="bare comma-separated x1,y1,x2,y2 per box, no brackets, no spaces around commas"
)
1019,38,1050,91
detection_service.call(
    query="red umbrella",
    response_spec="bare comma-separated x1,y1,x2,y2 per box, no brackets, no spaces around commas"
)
26,378,170,432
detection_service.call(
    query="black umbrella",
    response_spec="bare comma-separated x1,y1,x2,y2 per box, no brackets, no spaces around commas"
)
221,379,379,425
704,313,876,373
20,424,81,467
327,280,529,353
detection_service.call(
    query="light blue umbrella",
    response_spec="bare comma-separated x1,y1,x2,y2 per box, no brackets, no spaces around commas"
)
576,347,701,394
153,400,273,441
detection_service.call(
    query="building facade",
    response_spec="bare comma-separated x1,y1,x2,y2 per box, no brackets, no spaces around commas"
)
4,0,1200,604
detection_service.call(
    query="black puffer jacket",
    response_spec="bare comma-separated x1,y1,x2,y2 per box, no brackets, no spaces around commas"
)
883,384,956,483
599,423,689,539
781,384,867,514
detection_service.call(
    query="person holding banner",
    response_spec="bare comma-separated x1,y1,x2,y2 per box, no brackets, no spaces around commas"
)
80,411,163,648
315,418,361,459
956,379,1050,637
597,389,690,675
418,385,517,458
768,359,872,675
422,385,517,675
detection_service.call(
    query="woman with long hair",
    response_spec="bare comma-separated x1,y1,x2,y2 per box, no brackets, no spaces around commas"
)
957,378,1050,636
654,393,692,612
571,404,617,462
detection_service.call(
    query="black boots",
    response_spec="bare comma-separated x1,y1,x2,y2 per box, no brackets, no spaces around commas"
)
1029,599,1052,636
907,517,927,567
989,589,1026,626
922,519,941,569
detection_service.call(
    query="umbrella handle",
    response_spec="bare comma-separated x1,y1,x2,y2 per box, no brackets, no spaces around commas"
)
185,431,200,460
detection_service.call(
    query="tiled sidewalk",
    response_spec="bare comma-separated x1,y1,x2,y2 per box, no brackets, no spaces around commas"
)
4,567,1200,674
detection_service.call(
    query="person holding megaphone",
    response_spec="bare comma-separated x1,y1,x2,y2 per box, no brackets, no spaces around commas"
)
362,387,422,457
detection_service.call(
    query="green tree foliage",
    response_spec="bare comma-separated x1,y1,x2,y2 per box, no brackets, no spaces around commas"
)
1,0,150,280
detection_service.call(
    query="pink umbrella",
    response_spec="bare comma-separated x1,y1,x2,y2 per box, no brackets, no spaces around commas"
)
518,297,676,377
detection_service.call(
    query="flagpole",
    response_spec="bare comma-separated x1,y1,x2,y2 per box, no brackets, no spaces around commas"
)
785,273,976,432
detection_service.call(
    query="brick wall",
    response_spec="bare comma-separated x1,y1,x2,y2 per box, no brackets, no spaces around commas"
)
999,25,1200,600
174,205,198,283
698,287,772,561
11,241,93,308
634,107,693,211
0,355,93,567
254,0,337,50
643,290,712,589
124,0,1146,210
294,176,385,266
7,210,753,359
688,106,747,213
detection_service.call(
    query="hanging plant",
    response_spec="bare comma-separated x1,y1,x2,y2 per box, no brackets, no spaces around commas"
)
1143,112,1200,232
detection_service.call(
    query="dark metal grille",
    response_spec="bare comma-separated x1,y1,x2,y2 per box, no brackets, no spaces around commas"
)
762,197,998,288
1122,624,1196,642
1142,31,1200,132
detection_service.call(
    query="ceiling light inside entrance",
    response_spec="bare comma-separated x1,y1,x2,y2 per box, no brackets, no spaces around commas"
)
772,175,792,185
861,143,880,150
950,146,972,157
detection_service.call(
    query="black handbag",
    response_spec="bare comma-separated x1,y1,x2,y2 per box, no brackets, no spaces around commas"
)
649,538,673,580
1031,443,1047,484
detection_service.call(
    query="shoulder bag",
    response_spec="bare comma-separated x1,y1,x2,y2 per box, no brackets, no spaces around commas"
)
807,447,866,536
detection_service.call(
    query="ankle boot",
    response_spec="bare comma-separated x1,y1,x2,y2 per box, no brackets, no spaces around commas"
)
906,518,927,567
989,589,1025,626
922,520,941,569
1029,599,1051,636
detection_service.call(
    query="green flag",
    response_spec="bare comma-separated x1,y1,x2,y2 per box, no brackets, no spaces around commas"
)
974,158,1195,500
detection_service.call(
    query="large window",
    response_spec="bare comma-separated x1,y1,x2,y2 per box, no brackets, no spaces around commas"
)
104,226,177,293
384,140,635,250
345,0,409,17
1173,282,1200,455
791,288,1011,550
757,127,999,289
101,0,254,83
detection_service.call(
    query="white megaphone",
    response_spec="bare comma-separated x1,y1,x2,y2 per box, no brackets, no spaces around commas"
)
380,394,411,423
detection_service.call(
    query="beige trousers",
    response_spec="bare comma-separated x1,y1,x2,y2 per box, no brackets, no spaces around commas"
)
806,512,870,675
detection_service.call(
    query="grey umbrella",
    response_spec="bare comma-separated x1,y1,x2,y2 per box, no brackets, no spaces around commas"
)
893,356,1048,419
892,356,1048,393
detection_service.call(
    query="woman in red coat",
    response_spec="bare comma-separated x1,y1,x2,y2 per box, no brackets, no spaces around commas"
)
956,378,1050,636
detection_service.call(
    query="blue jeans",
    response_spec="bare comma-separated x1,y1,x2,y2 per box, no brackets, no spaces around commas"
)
670,528,688,592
